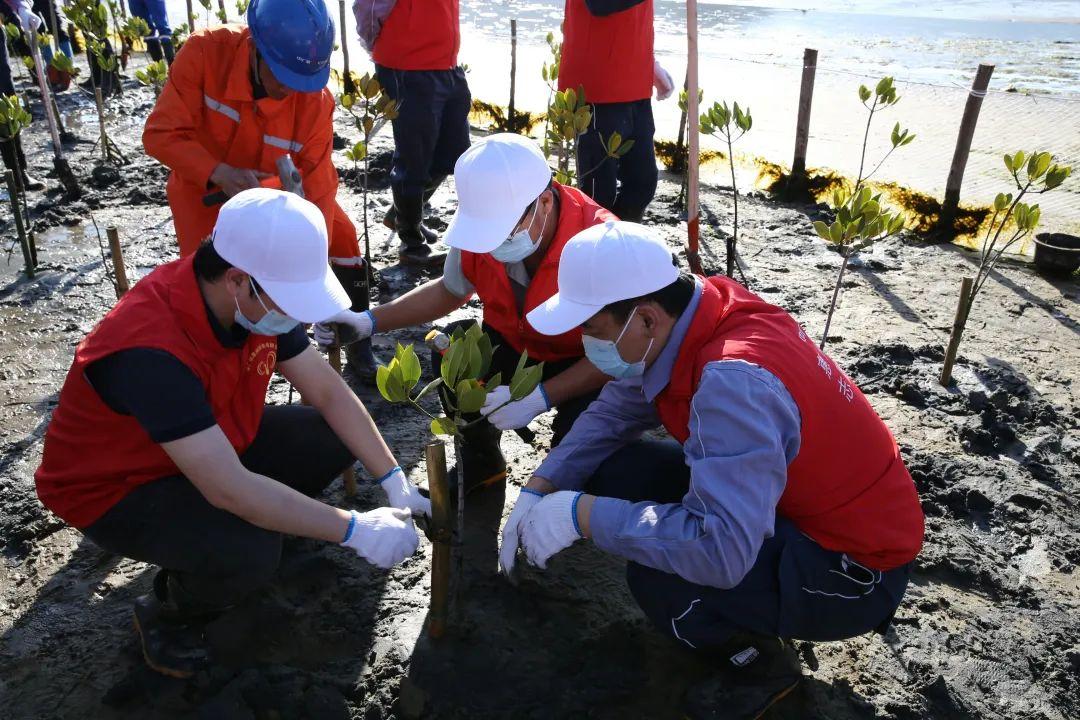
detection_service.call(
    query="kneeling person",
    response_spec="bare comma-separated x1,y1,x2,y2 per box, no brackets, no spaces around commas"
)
35,190,429,679
502,222,924,713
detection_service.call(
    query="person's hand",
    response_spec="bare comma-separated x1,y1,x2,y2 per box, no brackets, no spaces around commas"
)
498,488,544,576
379,466,431,517
520,491,584,569
339,507,420,568
653,60,674,101
209,163,273,197
480,384,549,430
314,309,375,348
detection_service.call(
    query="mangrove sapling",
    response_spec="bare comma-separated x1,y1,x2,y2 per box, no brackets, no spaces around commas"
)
117,15,151,69
135,60,168,98
852,77,915,194
939,151,1072,385
699,100,752,280
65,0,121,97
86,38,128,164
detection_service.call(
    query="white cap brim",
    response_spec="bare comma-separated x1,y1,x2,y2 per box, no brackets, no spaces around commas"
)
526,291,603,336
258,264,350,325
443,205,519,253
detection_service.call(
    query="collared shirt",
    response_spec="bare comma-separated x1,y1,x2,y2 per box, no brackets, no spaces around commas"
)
535,278,802,589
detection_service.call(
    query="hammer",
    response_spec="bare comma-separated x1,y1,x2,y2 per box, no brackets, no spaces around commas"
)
425,330,537,444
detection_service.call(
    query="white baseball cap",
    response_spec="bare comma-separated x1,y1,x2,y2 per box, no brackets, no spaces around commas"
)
444,133,553,253
526,221,679,336
212,188,349,324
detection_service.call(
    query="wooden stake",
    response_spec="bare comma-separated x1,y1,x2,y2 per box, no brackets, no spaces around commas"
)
938,64,994,233
939,276,973,386
327,346,359,496
686,0,702,275
186,0,195,33
106,226,129,298
94,87,108,162
4,169,33,279
339,0,356,94
508,19,518,132
425,441,451,639
791,48,818,180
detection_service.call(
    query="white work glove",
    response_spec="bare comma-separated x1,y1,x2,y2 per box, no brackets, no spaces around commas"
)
339,507,420,569
520,491,584,570
653,60,674,101
314,309,375,348
379,465,431,517
16,6,43,32
498,488,544,576
479,384,549,430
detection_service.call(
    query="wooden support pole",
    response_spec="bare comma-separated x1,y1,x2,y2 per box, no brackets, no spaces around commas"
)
939,276,973,386
186,0,195,32
106,226,129,298
938,64,994,233
508,19,517,132
5,169,33,279
791,48,818,179
686,0,702,275
425,441,451,639
326,347,359,496
339,0,356,94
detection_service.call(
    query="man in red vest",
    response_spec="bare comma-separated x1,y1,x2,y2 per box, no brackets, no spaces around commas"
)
559,0,674,221
354,0,470,265
501,222,924,715
35,189,429,679
319,134,612,491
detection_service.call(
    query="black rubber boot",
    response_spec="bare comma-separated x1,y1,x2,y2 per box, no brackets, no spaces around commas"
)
2,138,44,193
331,263,379,385
146,38,164,62
161,38,176,66
392,188,446,266
683,635,802,720
383,174,446,244
132,572,213,679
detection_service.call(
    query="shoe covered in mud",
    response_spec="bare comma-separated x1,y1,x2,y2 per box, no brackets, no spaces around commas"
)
21,172,45,192
683,635,802,719
132,593,209,679
383,206,440,244
399,243,447,267
344,337,379,385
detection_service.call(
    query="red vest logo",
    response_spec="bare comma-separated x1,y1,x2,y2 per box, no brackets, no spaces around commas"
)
246,341,278,377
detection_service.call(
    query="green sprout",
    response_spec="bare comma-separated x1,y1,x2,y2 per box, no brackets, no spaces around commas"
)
135,60,169,97
700,100,753,281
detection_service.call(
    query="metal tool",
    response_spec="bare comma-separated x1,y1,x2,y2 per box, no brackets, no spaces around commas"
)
26,27,79,198
202,154,306,206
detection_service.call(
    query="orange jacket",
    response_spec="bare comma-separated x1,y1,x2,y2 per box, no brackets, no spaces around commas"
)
143,26,347,257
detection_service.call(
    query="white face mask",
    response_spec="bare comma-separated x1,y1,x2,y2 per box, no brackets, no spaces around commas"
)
234,281,299,336
491,198,548,264
582,307,654,379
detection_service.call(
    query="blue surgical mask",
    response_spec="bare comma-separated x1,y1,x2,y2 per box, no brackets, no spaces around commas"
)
490,199,548,264
582,307,654,379
234,281,299,336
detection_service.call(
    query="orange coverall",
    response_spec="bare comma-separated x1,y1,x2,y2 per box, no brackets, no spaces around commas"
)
142,25,362,265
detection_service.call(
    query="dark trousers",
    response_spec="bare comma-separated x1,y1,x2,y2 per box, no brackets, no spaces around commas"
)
576,99,658,222
374,64,472,199
585,440,911,651
430,320,600,446
83,406,354,612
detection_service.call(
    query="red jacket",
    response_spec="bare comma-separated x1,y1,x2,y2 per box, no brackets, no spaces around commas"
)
654,277,924,570
460,183,614,362
373,0,460,71
559,0,654,104
35,257,276,528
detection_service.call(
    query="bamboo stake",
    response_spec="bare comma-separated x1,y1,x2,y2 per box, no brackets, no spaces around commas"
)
938,64,994,233
338,0,356,94
106,226,129,297
939,277,973,386
508,19,517,132
186,0,195,33
791,48,818,180
425,441,451,639
4,169,33,279
686,0,702,275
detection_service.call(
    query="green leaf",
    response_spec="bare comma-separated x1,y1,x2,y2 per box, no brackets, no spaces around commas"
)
993,192,1009,212
487,372,503,390
875,77,892,96
456,379,487,414
1003,153,1014,173
829,222,844,244
430,416,458,436
1013,150,1026,174
510,364,544,401
396,343,422,391
413,376,443,402
858,85,871,103
376,365,392,402
813,220,831,240
616,139,635,158
1032,152,1052,180
440,340,466,387
1044,165,1071,190
476,333,494,377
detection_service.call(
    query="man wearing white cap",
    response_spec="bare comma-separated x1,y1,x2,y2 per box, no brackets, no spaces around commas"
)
499,222,924,715
320,134,614,491
35,189,429,679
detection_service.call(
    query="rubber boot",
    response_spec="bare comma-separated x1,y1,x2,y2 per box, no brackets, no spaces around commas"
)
132,571,212,679
392,187,446,266
683,635,802,720
331,263,379,385
2,138,45,192
146,38,164,63
161,38,175,66
382,173,446,244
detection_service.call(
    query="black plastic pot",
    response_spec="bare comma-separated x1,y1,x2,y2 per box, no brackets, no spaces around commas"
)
1033,233,1080,278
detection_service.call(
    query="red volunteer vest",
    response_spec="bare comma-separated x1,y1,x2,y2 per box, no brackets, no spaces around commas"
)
558,0,654,104
459,183,615,363
34,257,276,528
655,277,924,570
373,0,460,71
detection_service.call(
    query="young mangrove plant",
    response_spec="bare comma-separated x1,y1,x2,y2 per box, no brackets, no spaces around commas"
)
699,100,752,280
135,60,168,97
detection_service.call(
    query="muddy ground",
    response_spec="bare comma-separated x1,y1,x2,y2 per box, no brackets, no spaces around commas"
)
0,65,1078,720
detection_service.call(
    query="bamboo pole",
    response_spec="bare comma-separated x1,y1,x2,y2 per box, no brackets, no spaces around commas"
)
686,0,702,275
326,347,359,495
938,64,994,233
338,0,356,94
106,227,130,297
425,441,451,639
940,277,973,386
791,48,818,180
4,169,33,279
508,19,517,132
186,0,195,32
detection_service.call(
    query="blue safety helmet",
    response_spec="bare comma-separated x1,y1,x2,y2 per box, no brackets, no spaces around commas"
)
247,0,334,93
